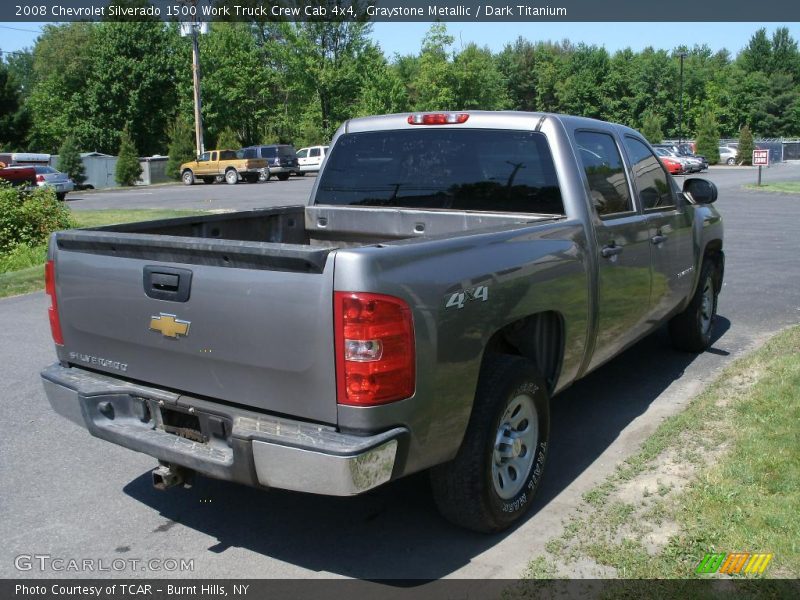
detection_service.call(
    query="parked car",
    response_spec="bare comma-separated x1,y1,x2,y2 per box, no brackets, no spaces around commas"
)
241,144,299,181
0,165,37,189
719,146,737,165
654,146,701,173
41,111,724,533
296,145,329,174
675,144,708,170
33,166,75,201
180,149,268,185
659,155,684,175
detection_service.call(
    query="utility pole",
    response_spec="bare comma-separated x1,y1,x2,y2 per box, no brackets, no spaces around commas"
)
678,51,687,146
180,0,206,157
191,24,205,156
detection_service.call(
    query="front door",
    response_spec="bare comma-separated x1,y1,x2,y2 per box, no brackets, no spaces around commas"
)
622,136,695,323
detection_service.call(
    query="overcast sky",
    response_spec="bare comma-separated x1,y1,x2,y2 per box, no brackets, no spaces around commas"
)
2,21,798,59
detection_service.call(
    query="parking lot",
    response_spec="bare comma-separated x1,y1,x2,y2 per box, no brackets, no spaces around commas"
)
1,164,799,579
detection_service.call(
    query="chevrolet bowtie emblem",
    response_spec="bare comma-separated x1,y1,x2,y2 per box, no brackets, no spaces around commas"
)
149,313,191,338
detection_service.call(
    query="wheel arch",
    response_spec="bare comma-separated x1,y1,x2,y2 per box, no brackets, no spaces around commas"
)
480,311,565,396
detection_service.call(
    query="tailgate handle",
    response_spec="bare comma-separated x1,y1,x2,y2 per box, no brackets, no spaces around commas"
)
143,266,192,302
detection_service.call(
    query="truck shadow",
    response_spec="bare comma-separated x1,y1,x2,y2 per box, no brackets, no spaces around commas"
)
123,317,730,580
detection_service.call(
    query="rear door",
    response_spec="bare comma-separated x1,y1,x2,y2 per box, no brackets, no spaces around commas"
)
574,130,653,370
53,242,339,424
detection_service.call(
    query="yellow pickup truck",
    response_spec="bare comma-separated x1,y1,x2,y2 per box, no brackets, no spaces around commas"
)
180,149,268,185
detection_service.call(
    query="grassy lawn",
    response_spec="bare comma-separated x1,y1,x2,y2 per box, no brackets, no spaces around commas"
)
745,181,800,194
523,325,800,582
0,209,206,299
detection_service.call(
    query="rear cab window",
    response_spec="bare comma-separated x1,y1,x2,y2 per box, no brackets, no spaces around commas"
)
315,129,564,215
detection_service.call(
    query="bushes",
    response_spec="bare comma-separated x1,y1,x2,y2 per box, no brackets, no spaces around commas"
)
57,136,86,184
737,125,754,166
695,113,721,165
0,183,73,255
166,117,196,180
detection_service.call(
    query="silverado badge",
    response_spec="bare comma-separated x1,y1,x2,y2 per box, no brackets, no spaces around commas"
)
149,313,191,339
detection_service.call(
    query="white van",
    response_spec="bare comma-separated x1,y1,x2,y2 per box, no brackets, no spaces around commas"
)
296,145,329,174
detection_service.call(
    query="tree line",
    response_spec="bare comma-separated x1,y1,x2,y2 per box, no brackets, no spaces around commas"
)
1,17,799,166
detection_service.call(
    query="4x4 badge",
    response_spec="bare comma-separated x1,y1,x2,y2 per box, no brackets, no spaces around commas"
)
149,313,191,338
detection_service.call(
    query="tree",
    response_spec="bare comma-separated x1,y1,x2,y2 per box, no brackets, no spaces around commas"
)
410,23,455,110
641,110,664,144
736,125,754,165
740,28,772,74
215,127,240,149
0,62,29,150
57,136,86,184
115,127,142,186
165,117,195,180
451,43,509,110
694,112,720,165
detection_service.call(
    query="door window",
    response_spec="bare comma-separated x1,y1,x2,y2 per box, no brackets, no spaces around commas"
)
198,152,210,162
624,137,675,210
210,151,218,161
575,131,633,217
309,148,321,158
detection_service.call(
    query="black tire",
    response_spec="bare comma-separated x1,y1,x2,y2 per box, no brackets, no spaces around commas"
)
244,173,259,184
726,157,736,165
430,355,550,533
225,168,239,185
669,258,720,352
181,170,194,186
277,173,290,181
202,177,214,185
295,171,306,177
56,193,66,201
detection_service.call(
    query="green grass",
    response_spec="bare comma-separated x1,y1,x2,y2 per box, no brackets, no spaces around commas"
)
745,181,800,194
524,325,800,581
0,209,207,299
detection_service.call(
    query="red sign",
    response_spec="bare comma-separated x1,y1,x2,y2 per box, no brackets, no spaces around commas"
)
753,150,769,166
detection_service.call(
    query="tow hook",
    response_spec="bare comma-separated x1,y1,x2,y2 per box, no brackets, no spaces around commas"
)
152,464,193,490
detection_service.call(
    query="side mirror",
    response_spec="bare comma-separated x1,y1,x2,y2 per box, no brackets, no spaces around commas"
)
683,178,718,204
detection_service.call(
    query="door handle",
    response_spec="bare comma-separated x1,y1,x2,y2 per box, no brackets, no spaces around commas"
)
651,234,668,245
601,244,624,258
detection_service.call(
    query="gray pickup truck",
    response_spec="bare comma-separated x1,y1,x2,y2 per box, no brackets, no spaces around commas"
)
41,112,723,532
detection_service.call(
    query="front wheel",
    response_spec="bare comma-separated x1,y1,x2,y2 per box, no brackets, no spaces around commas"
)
276,173,290,181
669,258,720,352
225,169,239,185
430,355,550,532
182,170,194,186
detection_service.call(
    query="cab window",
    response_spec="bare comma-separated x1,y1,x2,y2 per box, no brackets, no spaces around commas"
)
624,137,675,210
574,131,633,217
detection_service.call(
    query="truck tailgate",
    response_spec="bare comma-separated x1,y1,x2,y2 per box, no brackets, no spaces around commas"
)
52,242,338,424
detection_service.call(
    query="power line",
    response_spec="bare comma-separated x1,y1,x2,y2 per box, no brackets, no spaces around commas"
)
0,25,42,34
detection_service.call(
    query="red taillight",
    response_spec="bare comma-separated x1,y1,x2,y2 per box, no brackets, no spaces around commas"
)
36,175,45,182
334,292,415,406
45,260,64,345
407,113,469,125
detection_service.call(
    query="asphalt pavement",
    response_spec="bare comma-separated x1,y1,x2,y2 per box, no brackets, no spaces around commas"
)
1,164,799,580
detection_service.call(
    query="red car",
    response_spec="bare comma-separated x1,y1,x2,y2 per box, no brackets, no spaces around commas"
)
0,165,37,187
659,156,683,175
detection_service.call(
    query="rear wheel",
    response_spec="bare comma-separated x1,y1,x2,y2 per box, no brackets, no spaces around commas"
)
430,355,550,532
669,258,720,352
244,173,259,184
56,192,66,201
182,170,194,186
225,169,239,185
726,157,736,165
277,173,290,181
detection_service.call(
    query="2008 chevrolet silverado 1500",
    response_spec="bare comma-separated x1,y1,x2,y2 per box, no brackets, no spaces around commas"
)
41,112,723,532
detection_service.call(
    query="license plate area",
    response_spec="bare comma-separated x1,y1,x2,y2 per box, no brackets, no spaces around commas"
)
158,405,231,444
160,407,206,442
